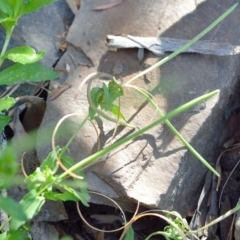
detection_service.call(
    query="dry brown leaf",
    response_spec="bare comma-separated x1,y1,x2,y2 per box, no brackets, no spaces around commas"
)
54,68,68,73
59,41,68,52
93,0,124,10
96,231,105,240
16,96,46,133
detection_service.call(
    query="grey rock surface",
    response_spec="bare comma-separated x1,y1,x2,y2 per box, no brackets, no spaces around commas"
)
30,222,59,240
37,0,240,216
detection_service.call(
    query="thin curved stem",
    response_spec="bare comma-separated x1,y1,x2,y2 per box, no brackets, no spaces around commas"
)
58,90,220,179
0,26,15,67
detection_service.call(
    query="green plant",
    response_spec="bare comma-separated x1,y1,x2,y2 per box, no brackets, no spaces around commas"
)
0,1,238,240
0,0,58,133
0,0,59,239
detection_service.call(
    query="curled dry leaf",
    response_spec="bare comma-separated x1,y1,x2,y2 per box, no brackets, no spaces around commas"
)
59,41,68,52
16,96,46,133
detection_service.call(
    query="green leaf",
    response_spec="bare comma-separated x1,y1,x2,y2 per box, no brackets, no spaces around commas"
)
25,168,48,191
89,79,125,120
88,106,95,120
44,191,80,202
0,195,26,221
60,237,73,240
5,229,30,240
8,0,24,17
50,153,90,206
0,96,15,111
0,63,58,85
90,87,104,107
40,147,61,172
0,232,7,240
124,226,135,240
4,46,46,64
102,82,110,103
57,183,90,206
111,104,126,120
108,79,124,101
21,0,58,15
0,146,18,189
61,154,76,170
0,16,10,23
0,0,13,16
0,115,11,132
10,189,45,231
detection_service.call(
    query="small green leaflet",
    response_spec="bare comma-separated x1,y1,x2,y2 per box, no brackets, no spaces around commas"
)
53,183,90,206
124,226,135,240
4,46,46,64
0,15,10,24
40,147,61,172
0,63,58,85
0,96,15,111
0,195,27,222
25,167,50,191
2,229,30,240
8,0,24,18
21,0,58,15
0,232,7,240
0,115,11,133
60,237,73,240
0,146,18,189
90,79,126,120
60,155,90,206
0,0,13,16
10,189,45,231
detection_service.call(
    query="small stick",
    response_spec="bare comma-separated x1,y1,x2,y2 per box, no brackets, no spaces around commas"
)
106,35,240,56
49,83,71,101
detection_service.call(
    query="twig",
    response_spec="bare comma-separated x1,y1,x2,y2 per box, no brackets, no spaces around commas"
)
106,35,240,56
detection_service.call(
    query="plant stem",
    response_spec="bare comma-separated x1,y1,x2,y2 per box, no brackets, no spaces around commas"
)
58,90,220,179
0,216,12,232
127,84,214,176
0,26,15,67
60,116,89,157
126,3,238,85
